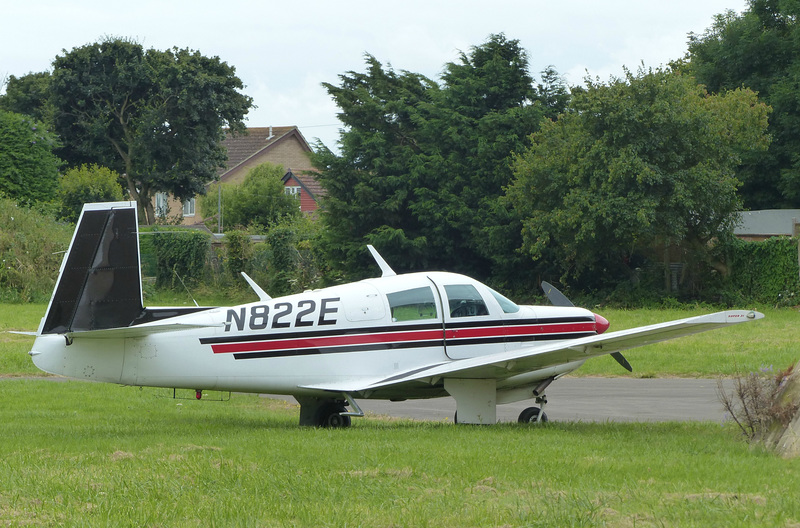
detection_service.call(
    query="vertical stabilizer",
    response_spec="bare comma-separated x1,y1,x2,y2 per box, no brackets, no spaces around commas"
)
40,201,144,334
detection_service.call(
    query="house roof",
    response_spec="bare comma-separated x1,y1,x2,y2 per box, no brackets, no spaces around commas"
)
734,209,800,236
218,126,313,179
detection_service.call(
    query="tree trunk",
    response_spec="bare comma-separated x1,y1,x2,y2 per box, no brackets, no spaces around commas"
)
140,194,156,226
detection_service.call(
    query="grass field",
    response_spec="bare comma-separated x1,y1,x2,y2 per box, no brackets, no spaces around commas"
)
2,303,799,525
1,379,799,527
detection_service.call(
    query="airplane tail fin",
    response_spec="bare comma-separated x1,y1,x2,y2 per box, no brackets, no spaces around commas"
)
39,201,144,335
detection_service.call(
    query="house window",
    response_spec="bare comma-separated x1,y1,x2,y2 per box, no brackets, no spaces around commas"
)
285,186,301,198
182,197,196,217
155,192,168,218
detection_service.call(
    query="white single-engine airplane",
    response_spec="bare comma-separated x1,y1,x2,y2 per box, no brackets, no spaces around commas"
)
28,202,764,426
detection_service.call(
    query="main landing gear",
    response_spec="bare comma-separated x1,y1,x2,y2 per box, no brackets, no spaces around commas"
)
317,402,351,428
296,395,363,428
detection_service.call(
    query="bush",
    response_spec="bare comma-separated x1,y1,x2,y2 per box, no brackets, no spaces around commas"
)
718,364,800,441
213,216,327,299
224,229,253,278
718,236,800,306
57,164,124,222
200,162,299,231
0,197,72,302
150,229,211,289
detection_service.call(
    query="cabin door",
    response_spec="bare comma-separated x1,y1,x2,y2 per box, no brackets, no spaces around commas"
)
431,280,507,360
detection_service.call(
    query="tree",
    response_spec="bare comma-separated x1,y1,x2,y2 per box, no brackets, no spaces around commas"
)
315,34,552,284
49,38,253,224
200,163,300,230
535,66,571,119
685,0,800,208
57,164,125,223
0,72,54,126
315,54,440,277
0,110,60,205
507,68,770,291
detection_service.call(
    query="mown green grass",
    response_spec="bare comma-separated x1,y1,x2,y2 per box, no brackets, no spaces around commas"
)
0,379,798,527
2,304,799,525
0,304,47,376
2,303,797,378
576,306,799,377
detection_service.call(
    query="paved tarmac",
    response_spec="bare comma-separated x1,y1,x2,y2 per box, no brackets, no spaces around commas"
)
267,378,734,424
8,376,732,423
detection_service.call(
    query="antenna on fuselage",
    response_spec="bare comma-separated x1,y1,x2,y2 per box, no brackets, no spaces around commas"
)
241,272,271,301
367,245,396,277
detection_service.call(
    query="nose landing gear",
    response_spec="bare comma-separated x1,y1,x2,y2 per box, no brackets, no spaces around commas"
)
518,395,549,423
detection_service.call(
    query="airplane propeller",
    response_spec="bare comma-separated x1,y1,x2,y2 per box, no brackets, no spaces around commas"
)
540,281,633,372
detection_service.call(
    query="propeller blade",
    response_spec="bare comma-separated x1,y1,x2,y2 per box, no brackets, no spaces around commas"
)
611,352,633,372
541,281,633,372
540,281,574,307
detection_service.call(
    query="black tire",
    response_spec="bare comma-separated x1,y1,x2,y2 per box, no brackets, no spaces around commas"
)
518,406,548,423
318,403,352,428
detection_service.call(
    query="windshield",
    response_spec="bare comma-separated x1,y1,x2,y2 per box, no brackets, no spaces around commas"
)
487,287,520,314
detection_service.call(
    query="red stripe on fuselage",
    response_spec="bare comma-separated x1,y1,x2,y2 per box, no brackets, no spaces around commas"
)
449,322,595,339
211,329,445,354
210,321,597,355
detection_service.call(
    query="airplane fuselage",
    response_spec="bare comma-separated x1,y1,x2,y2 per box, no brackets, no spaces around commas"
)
31,271,597,403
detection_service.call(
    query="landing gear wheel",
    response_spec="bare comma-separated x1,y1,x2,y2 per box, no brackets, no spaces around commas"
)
317,403,352,428
518,406,548,423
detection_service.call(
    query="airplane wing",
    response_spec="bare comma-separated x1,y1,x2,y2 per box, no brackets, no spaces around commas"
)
301,310,763,393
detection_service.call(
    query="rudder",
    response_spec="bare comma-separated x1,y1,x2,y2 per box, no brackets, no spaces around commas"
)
40,201,144,334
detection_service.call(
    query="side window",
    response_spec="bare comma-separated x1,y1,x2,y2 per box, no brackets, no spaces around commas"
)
445,284,489,318
387,287,437,322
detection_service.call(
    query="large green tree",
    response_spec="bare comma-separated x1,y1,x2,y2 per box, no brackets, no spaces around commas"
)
49,38,253,224
0,110,60,205
507,68,770,291
315,34,559,283
686,0,800,208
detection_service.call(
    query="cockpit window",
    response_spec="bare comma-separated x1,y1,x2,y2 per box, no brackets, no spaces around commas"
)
444,284,489,318
387,287,437,322
487,287,520,314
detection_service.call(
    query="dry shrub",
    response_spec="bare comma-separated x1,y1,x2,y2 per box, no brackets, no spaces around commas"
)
718,364,800,440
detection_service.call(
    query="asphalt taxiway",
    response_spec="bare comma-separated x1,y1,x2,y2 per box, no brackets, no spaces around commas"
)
269,378,733,423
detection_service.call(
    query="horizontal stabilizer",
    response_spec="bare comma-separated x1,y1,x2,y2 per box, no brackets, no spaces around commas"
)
64,321,225,340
